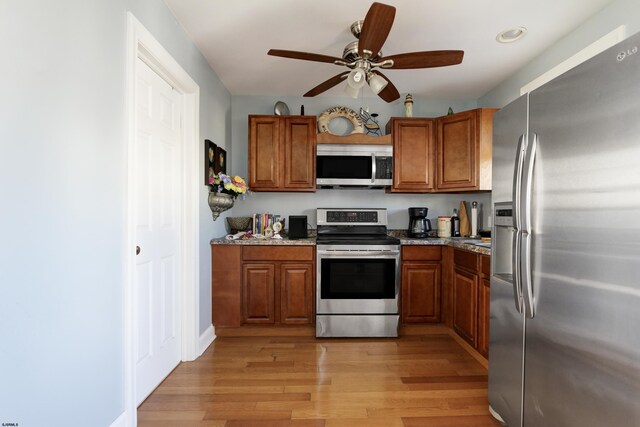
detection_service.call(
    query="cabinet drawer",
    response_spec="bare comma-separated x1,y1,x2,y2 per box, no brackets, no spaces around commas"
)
402,246,442,261
454,249,479,272
481,255,490,277
243,245,314,261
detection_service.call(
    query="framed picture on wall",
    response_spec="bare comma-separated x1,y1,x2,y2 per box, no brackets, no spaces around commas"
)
204,139,217,185
214,146,227,174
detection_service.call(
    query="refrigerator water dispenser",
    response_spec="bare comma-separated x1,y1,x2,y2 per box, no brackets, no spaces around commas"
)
492,202,515,283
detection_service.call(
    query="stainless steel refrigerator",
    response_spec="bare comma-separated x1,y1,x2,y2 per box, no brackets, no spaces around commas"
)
489,31,640,426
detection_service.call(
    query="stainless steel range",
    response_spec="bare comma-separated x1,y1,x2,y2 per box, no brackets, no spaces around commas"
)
315,208,400,338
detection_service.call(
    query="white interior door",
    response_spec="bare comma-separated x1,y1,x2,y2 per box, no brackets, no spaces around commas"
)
134,57,183,405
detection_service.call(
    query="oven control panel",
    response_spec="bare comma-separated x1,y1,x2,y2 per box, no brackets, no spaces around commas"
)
317,208,387,226
327,211,377,223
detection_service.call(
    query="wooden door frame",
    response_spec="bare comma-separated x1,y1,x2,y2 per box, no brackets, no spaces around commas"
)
120,13,200,427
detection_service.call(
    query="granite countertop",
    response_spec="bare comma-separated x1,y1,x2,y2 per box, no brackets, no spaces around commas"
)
211,236,316,246
211,230,490,255
211,230,316,246
398,237,491,255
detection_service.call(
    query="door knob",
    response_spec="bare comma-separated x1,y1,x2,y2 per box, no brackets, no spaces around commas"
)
136,246,141,255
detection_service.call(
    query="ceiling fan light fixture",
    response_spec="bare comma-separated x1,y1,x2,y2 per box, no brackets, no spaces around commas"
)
347,68,366,89
496,26,528,43
367,73,388,95
344,82,361,98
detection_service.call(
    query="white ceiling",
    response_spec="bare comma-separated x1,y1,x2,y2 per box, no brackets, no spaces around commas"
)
163,0,615,100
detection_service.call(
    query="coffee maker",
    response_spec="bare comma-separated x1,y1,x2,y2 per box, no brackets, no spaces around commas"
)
408,207,432,238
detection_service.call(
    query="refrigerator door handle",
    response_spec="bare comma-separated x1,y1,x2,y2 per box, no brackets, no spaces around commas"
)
520,133,537,318
512,134,527,230
512,229,523,312
520,133,537,233
510,133,526,313
521,231,535,318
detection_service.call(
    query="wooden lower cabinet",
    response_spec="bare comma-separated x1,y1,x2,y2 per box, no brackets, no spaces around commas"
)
451,249,491,357
401,246,442,323
212,245,242,327
212,244,315,327
452,249,479,347
453,267,479,347
280,263,314,324
477,255,491,357
242,263,276,324
402,263,441,323
478,277,490,357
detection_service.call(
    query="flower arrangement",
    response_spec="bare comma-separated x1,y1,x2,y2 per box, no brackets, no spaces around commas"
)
209,173,249,200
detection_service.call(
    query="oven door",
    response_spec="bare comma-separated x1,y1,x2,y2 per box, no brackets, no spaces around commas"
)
316,244,400,315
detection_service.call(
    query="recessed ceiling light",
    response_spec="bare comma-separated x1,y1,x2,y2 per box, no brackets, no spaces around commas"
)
496,27,528,43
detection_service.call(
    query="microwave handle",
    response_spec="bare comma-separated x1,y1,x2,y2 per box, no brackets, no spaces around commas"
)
371,153,376,183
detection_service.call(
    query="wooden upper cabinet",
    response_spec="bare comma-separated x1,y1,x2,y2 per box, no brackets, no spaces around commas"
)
436,108,497,192
249,116,281,190
389,118,435,192
283,117,316,190
249,115,316,192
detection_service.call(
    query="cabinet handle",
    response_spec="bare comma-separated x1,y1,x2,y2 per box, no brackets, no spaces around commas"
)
136,246,141,255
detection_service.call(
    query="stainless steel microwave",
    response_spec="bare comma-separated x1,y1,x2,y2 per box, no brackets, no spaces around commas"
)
316,144,393,188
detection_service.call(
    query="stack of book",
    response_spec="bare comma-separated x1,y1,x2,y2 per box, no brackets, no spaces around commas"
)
252,213,281,235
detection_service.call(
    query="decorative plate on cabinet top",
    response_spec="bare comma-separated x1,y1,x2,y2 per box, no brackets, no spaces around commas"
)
274,101,290,115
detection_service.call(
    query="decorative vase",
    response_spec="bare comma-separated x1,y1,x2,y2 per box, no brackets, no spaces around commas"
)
208,192,234,220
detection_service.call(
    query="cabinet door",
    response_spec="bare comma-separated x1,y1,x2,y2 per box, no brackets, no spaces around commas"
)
280,263,314,324
242,263,275,324
212,245,242,327
283,117,316,191
249,116,281,190
478,277,490,357
453,267,478,346
401,262,441,323
391,118,435,192
436,110,478,191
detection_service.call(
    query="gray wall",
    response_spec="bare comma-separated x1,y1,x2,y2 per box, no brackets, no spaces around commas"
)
229,95,491,231
0,0,230,425
480,0,640,107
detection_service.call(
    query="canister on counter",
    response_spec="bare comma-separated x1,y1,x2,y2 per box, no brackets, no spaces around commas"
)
437,216,451,237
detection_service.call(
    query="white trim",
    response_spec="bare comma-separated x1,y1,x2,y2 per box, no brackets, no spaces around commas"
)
199,324,216,356
521,25,627,94
109,412,127,427
124,13,201,427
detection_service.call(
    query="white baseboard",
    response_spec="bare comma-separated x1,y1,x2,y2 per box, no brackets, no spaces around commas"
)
199,324,216,356
109,411,127,427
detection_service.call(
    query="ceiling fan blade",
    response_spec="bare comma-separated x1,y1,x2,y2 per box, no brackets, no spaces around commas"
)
358,2,396,59
371,70,400,103
268,49,342,64
303,72,349,97
381,50,464,69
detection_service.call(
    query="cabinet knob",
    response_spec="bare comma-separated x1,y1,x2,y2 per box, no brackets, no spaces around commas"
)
136,246,141,255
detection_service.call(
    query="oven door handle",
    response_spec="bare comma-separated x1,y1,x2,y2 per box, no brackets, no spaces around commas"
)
317,251,400,258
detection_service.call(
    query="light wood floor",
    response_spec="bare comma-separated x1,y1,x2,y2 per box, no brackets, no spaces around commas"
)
138,330,501,427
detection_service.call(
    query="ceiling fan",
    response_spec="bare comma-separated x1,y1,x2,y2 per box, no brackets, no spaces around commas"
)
267,2,464,103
